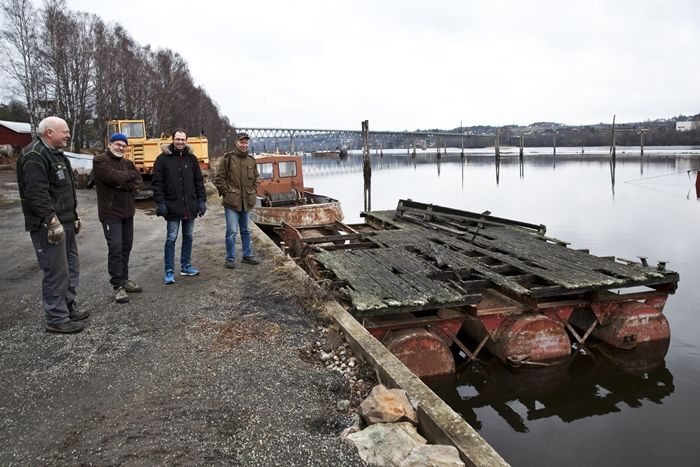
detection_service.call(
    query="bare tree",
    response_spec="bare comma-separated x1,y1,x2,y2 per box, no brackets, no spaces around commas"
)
42,0,96,149
0,0,45,131
1,0,234,151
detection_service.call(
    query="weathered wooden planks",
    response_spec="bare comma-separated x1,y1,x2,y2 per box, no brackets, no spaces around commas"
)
305,202,678,315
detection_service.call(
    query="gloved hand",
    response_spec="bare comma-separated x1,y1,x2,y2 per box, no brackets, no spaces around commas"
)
74,218,82,235
47,216,65,244
197,200,207,217
156,202,168,217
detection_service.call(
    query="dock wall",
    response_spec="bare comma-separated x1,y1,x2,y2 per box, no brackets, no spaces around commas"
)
252,224,508,467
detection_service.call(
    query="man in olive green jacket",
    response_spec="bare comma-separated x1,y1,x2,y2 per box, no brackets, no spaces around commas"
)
213,133,260,269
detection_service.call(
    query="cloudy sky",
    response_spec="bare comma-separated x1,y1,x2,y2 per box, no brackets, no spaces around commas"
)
63,0,699,130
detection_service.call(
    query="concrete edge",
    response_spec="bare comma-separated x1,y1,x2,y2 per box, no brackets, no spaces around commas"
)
250,224,509,467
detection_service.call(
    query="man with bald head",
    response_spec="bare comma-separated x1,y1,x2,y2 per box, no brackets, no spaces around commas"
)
17,116,87,333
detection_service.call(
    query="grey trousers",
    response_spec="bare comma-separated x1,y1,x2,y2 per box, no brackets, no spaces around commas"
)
30,223,79,325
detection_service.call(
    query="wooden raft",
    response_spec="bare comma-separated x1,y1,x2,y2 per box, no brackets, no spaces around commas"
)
309,200,679,317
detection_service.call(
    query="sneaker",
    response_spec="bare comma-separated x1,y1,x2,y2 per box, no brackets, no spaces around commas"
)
125,280,143,293
164,270,175,284
46,320,85,334
180,265,200,276
115,286,129,303
241,256,260,265
68,302,90,321
225,258,236,269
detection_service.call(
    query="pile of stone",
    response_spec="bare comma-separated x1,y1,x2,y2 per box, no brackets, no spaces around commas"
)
311,328,374,411
311,328,465,466
342,385,465,467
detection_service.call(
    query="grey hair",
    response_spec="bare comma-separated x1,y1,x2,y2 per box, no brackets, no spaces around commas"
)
37,116,65,135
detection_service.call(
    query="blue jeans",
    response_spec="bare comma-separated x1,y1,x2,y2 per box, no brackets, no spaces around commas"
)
165,218,195,272
225,207,252,260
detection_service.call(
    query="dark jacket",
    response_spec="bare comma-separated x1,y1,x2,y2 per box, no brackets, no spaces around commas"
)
213,148,259,211
151,144,205,220
17,138,78,231
93,150,143,222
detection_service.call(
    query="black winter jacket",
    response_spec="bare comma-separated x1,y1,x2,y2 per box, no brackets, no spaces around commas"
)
151,144,205,220
17,138,78,231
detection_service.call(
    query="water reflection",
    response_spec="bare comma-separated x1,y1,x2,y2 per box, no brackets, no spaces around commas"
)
302,152,687,177
610,157,616,195
427,340,672,433
301,152,689,202
495,156,500,185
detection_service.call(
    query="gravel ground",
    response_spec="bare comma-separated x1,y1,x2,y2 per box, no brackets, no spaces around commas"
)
0,167,368,465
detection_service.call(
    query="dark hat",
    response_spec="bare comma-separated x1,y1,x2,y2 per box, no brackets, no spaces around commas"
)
235,132,250,141
109,133,128,144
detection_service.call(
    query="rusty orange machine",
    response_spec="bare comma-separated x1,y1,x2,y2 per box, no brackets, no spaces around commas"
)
251,153,343,228
277,199,679,378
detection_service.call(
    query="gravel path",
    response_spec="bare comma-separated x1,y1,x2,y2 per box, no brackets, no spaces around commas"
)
0,168,367,465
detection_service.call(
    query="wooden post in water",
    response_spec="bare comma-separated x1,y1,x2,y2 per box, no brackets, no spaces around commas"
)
460,120,464,158
495,129,500,159
412,142,416,156
553,133,557,156
640,130,645,157
362,120,371,212
519,133,524,159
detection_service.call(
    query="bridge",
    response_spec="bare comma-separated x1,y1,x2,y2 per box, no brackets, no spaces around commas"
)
234,126,474,153
234,123,648,155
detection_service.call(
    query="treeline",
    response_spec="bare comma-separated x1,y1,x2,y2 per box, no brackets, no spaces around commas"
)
492,123,700,148
0,0,234,153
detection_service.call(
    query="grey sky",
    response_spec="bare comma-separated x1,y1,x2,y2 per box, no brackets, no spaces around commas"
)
62,0,700,130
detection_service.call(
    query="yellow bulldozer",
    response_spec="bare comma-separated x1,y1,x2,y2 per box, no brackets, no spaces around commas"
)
105,119,209,177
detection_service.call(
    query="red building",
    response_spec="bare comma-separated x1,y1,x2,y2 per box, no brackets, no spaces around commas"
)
0,120,33,147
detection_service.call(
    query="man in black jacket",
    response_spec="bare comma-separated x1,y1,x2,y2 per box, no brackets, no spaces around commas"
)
93,133,144,303
17,116,87,333
151,129,206,284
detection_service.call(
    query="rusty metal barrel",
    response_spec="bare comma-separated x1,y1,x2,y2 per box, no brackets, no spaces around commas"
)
382,328,455,377
570,301,670,349
462,314,571,365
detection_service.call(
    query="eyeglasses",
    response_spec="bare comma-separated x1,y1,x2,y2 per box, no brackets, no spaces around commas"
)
174,138,187,142
112,143,127,148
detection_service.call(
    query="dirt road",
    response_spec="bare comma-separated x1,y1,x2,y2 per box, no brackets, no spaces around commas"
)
0,168,365,465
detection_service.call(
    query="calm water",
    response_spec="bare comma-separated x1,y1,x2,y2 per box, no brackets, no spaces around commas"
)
302,150,700,467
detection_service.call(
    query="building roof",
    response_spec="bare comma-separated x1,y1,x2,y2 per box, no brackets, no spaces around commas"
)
0,120,32,134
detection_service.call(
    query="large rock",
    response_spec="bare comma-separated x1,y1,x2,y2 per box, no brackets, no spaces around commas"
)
346,422,426,466
400,444,465,467
359,384,418,425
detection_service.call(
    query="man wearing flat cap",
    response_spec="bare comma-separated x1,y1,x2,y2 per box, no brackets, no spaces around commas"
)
213,132,260,269
93,133,144,303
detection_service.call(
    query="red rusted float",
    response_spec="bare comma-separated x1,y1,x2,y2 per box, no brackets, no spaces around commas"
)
382,328,455,377
461,313,571,365
569,301,670,349
364,308,468,377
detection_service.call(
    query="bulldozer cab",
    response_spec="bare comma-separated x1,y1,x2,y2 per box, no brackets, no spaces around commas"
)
107,120,146,141
105,119,209,175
